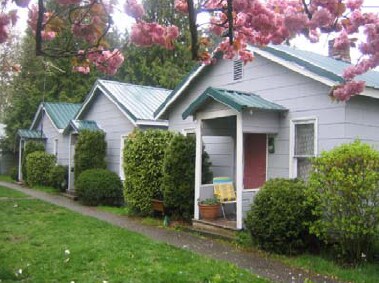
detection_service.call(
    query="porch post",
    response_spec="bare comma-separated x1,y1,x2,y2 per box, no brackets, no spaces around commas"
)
194,118,203,220
236,113,244,229
67,133,72,192
18,138,23,181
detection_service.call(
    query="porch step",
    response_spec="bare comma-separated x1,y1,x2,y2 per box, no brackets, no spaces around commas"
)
61,191,78,201
191,219,239,241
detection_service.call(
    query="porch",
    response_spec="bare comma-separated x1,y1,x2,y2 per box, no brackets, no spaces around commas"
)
183,87,287,230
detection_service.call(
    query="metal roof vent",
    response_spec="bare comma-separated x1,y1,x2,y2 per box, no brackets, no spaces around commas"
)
233,60,243,80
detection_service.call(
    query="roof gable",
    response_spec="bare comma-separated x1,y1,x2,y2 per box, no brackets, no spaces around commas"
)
30,102,81,131
182,87,287,119
76,79,171,126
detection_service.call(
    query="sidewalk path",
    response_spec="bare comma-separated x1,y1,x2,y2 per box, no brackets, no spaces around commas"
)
0,181,342,283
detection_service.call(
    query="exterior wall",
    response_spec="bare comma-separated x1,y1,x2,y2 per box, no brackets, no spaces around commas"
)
165,55,352,221
345,95,379,149
80,93,135,177
36,112,70,165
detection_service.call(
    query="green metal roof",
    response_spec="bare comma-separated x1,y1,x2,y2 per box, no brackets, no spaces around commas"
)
262,45,379,89
17,129,46,139
82,80,171,122
182,87,287,119
43,102,82,129
70,120,101,132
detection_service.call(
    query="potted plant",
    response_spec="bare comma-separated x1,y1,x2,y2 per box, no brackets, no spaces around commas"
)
198,197,221,220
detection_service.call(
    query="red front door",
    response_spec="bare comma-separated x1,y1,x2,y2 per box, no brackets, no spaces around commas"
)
243,134,267,189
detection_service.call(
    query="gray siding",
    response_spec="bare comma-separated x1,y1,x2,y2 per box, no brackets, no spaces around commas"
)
81,93,134,176
345,95,379,149
36,113,70,165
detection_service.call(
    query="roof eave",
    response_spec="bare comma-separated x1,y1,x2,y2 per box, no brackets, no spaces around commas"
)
136,120,169,127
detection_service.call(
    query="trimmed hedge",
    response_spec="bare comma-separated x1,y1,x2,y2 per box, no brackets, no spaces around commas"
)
49,165,68,192
26,151,56,186
123,129,174,214
22,141,45,180
163,134,213,220
75,169,124,206
245,178,314,255
307,140,379,264
74,130,106,180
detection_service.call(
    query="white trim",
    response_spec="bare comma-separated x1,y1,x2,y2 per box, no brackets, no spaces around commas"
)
119,135,128,181
243,188,260,193
135,120,169,127
194,119,203,220
289,117,318,178
53,138,58,157
155,64,207,119
196,109,238,121
236,113,243,229
68,134,72,192
29,104,44,130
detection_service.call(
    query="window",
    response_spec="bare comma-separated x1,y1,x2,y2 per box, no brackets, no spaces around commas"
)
182,128,196,137
233,60,243,80
290,118,317,180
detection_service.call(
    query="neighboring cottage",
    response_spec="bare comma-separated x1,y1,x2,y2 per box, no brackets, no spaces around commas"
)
17,102,81,181
154,44,379,229
65,79,171,190
0,123,17,174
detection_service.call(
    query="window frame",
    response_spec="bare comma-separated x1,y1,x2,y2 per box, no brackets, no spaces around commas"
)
289,117,318,178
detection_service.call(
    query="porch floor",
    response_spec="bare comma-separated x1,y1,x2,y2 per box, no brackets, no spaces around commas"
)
192,218,239,240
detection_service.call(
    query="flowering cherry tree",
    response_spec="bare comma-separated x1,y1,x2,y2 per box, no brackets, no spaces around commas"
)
0,0,378,100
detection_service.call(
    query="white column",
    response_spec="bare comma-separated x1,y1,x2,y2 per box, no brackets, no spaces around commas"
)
67,133,72,192
18,139,23,181
194,118,203,220
236,113,244,229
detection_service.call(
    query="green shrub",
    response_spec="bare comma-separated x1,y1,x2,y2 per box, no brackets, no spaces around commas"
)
123,129,174,215
74,130,106,179
75,169,123,206
26,151,56,187
307,140,379,264
22,141,45,180
9,167,18,181
245,178,314,255
163,134,213,220
49,165,68,192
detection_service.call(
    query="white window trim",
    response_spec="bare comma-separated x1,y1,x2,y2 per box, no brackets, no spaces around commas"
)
119,135,128,181
289,117,318,178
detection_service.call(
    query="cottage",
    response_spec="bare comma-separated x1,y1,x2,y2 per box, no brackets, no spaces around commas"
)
17,102,81,181
155,44,379,229
66,79,171,191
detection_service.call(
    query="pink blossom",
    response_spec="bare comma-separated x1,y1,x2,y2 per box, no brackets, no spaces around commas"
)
0,14,10,44
309,8,333,29
284,7,308,35
73,65,90,74
88,49,124,75
333,31,350,50
174,0,188,13
41,31,56,41
124,0,144,19
332,80,365,101
346,0,363,11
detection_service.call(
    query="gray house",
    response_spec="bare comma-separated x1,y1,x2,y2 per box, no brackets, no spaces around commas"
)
66,79,171,191
17,102,81,181
155,44,379,229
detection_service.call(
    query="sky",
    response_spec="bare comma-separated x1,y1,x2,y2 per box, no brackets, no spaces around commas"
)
9,0,379,65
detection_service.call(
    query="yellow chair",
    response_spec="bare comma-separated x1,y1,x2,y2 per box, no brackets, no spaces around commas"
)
213,177,236,219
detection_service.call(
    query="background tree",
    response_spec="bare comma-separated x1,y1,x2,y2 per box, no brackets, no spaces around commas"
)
115,0,195,89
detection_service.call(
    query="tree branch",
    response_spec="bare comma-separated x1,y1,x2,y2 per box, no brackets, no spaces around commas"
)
187,0,199,60
36,0,45,56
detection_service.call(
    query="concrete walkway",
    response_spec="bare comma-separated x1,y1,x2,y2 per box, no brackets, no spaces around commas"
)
0,181,343,283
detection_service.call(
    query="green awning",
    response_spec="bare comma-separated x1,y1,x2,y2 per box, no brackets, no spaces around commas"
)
17,129,46,139
182,87,287,119
65,120,101,134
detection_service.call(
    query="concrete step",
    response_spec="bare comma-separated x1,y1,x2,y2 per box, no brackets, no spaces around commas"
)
61,192,78,201
191,219,239,240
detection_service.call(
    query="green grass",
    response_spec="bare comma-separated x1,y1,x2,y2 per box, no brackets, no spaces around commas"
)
281,254,379,283
0,186,27,198
32,185,60,194
97,205,131,216
0,187,267,283
0,175,12,182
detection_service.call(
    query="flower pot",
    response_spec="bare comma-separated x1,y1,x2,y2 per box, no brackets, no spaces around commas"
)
199,203,220,220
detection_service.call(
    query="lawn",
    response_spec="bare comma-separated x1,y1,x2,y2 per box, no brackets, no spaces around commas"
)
0,186,26,198
0,187,268,283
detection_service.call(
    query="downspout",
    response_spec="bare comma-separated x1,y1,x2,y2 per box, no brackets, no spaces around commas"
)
18,138,23,181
